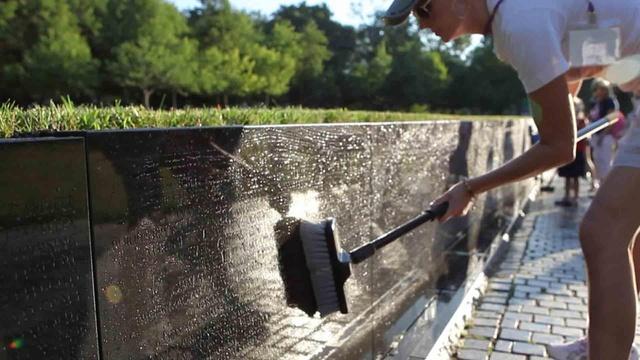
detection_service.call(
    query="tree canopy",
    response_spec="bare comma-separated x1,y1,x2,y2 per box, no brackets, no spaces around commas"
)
0,0,527,114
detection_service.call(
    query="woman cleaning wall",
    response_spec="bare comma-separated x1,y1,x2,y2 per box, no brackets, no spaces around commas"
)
383,0,640,358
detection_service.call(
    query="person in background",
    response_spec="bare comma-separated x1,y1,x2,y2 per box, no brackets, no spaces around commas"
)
588,78,618,190
555,96,589,207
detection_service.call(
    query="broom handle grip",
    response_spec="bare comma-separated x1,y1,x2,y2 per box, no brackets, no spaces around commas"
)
349,202,449,264
576,112,619,142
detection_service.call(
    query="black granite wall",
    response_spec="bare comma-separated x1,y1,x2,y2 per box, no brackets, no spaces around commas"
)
0,138,98,359
0,120,532,359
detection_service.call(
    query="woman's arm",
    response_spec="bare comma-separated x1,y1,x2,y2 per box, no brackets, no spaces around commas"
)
434,74,576,221
568,80,583,96
467,74,576,194
566,65,605,94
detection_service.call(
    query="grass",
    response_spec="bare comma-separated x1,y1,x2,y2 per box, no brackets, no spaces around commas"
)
0,100,523,138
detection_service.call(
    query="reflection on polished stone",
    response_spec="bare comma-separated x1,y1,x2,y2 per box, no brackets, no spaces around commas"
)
0,120,532,359
83,121,531,359
0,138,98,359
104,284,124,304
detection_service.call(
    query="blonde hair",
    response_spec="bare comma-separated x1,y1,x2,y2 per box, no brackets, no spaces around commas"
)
591,77,611,93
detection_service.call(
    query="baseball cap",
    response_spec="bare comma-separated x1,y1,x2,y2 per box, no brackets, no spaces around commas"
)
383,0,419,26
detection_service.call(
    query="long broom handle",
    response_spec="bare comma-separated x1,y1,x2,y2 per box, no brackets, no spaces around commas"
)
349,201,449,264
348,112,621,265
577,112,620,141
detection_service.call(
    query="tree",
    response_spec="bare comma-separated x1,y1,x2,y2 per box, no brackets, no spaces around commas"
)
252,46,296,104
0,0,528,113
0,0,24,103
189,0,267,105
196,47,259,106
165,40,198,109
98,0,157,52
444,40,525,114
195,47,228,100
67,0,107,40
283,20,332,105
368,41,393,93
272,4,349,106
252,21,301,104
295,21,331,84
267,20,302,61
346,39,392,107
22,26,98,102
190,0,261,52
0,1,17,31
383,39,449,110
0,0,98,103
108,1,197,107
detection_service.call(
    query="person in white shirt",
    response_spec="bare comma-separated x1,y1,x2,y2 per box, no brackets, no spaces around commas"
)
383,0,640,359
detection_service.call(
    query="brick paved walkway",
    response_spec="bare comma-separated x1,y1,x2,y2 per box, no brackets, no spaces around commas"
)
452,180,640,359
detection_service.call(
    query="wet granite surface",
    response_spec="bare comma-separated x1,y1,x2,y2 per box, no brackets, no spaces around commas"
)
0,120,532,359
0,138,98,359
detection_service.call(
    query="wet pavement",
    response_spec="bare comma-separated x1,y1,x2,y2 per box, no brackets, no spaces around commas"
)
452,178,640,359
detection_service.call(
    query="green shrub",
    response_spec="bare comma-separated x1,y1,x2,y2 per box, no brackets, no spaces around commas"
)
409,104,430,113
0,101,516,138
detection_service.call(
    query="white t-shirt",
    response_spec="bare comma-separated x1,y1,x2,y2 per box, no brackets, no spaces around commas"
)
489,0,640,93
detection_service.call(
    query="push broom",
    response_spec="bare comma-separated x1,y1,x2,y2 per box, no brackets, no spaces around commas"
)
280,110,622,318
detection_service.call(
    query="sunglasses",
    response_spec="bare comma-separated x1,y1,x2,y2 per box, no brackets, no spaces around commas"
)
413,0,433,20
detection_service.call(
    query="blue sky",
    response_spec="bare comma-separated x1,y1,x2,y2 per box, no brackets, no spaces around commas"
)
168,0,390,26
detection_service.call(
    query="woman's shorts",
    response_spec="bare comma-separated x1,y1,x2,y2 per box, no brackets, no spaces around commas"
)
613,127,640,168
558,150,587,178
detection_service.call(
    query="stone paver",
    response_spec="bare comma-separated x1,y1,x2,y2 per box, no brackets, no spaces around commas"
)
458,349,489,360
490,352,526,360
461,339,492,351
500,329,531,342
512,342,545,356
451,179,640,359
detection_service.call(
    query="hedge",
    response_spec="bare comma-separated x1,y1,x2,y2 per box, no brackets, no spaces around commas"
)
0,101,519,138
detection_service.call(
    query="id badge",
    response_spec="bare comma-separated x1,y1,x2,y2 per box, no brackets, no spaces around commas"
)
569,27,621,67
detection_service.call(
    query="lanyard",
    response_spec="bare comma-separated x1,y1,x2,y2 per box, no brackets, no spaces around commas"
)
587,1,597,25
484,0,506,35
